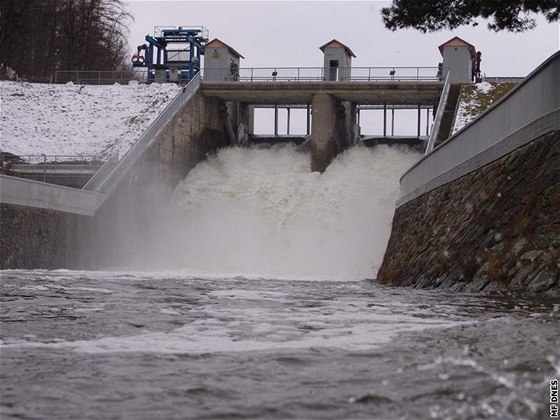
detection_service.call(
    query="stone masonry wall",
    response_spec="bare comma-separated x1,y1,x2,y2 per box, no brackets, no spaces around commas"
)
378,130,560,295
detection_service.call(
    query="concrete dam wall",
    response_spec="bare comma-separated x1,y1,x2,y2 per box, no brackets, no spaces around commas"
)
378,52,560,295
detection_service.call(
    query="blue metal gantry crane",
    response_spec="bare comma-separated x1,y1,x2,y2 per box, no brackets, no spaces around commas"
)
132,26,209,83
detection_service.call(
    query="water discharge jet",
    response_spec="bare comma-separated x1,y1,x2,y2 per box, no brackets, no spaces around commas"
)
121,144,421,280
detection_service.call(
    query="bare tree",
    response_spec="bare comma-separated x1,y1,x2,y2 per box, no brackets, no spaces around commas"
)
0,0,133,80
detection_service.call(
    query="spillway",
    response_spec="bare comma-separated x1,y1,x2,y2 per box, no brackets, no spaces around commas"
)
126,144,421,280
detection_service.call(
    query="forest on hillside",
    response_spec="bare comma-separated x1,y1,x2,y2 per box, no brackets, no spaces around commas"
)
0,0,132,81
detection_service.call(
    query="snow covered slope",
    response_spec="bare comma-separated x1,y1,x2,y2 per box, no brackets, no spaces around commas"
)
452,82,517,134
0,81,180,160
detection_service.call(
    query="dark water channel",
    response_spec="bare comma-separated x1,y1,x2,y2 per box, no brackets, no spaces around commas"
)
1,270,558,419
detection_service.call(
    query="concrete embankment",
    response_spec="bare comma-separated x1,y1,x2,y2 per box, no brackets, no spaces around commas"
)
0,176,103,268
378,52,560,295
0,80,229,269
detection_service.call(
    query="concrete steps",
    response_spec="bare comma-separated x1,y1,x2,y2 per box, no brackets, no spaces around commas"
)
434,83,462,147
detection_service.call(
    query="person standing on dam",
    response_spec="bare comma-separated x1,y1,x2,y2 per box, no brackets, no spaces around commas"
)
472,50,482,83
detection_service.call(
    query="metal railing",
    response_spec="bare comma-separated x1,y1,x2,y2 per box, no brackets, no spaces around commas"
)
1,154,104,183
201,66,442,82
54,70,149,85
154,25,209,40
1,154,103,165
84,73,201,193
424,72,451,155
482,76,525,84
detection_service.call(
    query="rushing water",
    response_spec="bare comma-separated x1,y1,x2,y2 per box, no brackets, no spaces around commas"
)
1,145,559,419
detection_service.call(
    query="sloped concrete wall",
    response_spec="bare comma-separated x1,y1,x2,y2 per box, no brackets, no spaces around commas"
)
400,51,559,204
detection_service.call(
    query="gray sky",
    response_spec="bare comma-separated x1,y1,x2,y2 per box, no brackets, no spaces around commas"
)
126,1,559,77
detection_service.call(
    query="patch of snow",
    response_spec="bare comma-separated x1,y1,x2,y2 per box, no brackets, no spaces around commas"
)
453,92,477,134
0,81,180,160
477,81,493,93
452,83,499,134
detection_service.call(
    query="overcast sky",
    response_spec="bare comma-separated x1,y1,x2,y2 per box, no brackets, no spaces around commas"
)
125,1,559,77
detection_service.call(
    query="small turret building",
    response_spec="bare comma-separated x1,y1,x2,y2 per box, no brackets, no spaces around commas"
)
203,38,244,81
439,36,476,83
320,39,356,81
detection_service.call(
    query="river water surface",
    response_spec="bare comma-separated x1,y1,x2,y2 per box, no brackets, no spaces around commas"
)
1,146,558,419
1,271,558,419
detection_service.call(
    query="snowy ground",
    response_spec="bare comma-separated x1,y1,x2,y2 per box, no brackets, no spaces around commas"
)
452,81,517,134
0,81,180,160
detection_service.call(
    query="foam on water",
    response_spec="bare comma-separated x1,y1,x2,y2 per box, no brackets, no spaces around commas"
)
135,144,420,280
0,283,466,354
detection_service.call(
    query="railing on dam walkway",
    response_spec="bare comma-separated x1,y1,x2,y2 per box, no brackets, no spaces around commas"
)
201,67,442,82
83,73,201,193
398,51,560,207
424,72,452,154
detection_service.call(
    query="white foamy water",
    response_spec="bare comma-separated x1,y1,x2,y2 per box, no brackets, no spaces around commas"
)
134,144,420,280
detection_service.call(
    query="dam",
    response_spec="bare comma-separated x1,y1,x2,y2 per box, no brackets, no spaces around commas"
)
1,34,558,296
1,22,559,420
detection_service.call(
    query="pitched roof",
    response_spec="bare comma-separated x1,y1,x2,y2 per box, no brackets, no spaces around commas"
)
438,36,476,57
204,38,245,59
319,39,356,58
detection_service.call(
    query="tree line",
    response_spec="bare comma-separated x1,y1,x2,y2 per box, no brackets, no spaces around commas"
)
0,0,132,81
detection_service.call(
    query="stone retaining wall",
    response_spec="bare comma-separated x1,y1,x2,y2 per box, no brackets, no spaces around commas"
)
378,130,560,295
